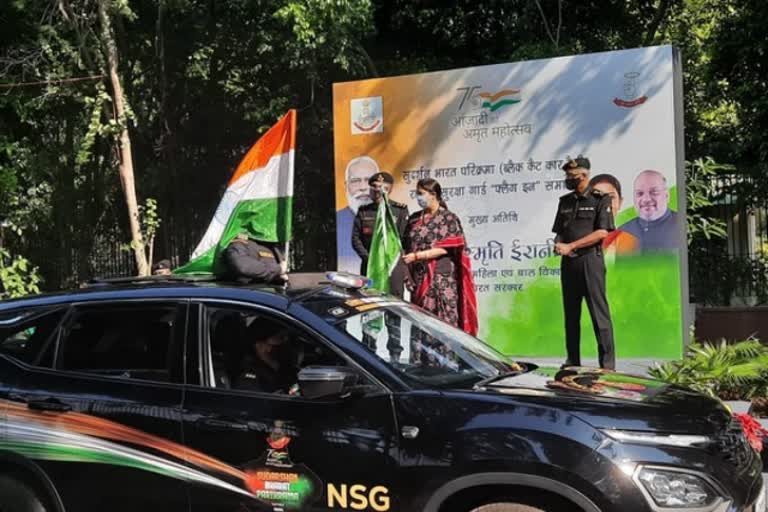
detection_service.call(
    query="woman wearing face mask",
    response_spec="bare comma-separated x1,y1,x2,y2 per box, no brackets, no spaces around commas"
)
588,173,639,259
402,178,478,335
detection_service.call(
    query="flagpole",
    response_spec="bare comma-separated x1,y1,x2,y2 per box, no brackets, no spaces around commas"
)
385,191,415,293
284,241,291,273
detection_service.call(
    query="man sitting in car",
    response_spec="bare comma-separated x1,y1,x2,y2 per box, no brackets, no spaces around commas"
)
235,322,300,394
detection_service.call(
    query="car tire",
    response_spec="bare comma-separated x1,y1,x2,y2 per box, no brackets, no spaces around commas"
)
0,476,48,512
469,504,545,512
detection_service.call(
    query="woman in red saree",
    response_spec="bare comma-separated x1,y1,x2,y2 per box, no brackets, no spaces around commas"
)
402,178,478,336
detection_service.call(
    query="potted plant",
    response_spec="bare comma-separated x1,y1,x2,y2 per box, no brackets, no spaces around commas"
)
649,338,768,466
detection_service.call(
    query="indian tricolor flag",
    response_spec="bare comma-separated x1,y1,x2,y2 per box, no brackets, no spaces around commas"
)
176,110,296,274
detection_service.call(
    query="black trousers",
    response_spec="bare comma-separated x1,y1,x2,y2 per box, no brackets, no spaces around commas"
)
560,250,615,369
361,259,405,361
362,311,404,362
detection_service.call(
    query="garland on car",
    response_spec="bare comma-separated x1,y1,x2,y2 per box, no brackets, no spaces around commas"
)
733,413,768,452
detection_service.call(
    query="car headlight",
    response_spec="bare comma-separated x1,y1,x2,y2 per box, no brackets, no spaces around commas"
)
602,429,711,447
636,468,718,508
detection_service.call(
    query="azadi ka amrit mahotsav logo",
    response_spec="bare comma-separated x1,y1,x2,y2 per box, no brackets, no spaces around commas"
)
479,89,521,112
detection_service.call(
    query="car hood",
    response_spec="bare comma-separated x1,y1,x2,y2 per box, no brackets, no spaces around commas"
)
479,366,731,433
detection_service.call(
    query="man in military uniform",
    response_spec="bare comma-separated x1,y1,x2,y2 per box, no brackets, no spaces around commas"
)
220,233,288,285
351,172,410,297
552,156,616,370
351,172,409,361
151,259,173,276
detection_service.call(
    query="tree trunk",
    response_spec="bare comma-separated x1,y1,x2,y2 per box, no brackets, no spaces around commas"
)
98,0,149,276
643,0,673,46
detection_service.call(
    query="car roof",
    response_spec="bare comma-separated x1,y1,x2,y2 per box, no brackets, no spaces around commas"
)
0,272,371,313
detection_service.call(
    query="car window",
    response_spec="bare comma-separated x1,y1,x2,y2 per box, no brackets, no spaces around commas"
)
204,305,347,395
337,304,519,388
0,308,65,366
58,303,185,383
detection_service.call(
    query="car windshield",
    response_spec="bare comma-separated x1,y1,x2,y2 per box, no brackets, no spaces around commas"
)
334,304,521,387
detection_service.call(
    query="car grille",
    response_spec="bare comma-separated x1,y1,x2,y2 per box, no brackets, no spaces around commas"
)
712,418,754,469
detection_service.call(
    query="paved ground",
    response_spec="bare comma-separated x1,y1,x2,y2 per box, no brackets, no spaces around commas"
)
518,357,664,376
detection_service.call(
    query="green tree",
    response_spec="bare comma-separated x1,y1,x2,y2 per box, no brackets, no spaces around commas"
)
0,222,41,299
97,0,150,275
708,0,768,207
139,197,161,269
0,0,762,296
0,247,41,299
686,157,728,243
0,0,374,284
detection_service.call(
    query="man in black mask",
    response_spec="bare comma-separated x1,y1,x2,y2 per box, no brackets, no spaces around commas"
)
235,322,299,393
551,156,616,370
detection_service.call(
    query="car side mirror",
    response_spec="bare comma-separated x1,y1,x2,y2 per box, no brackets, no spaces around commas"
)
297,365,360,399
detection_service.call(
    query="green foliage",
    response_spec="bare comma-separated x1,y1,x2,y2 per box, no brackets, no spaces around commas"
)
140,197,161,242
77,84,113,168
657,0,737,155
0,247,41,299
685,157,729,243
110,0,137,20
139,197,161,266
275,0,373,74
649,339,768,399
709,0,768,181
0,0,764,294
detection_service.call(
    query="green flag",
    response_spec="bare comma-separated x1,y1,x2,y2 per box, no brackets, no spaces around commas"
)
366,193,403,293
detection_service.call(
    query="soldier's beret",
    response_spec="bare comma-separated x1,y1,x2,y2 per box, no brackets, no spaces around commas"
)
368,172,395,186
562,156,591,171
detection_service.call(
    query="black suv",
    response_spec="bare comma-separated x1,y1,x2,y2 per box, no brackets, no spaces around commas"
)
0,273,764,512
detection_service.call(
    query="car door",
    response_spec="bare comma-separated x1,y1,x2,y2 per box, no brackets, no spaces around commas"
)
4,300,189,512
181,301,398,512
0,306,68,459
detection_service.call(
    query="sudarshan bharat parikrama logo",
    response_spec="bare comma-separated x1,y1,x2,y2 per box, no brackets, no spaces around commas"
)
351,97,383,134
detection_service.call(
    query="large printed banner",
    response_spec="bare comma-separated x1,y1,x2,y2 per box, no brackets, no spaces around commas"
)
333,46,687,359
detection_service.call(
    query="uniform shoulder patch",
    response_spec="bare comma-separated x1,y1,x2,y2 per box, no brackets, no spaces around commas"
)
390,200,406,208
